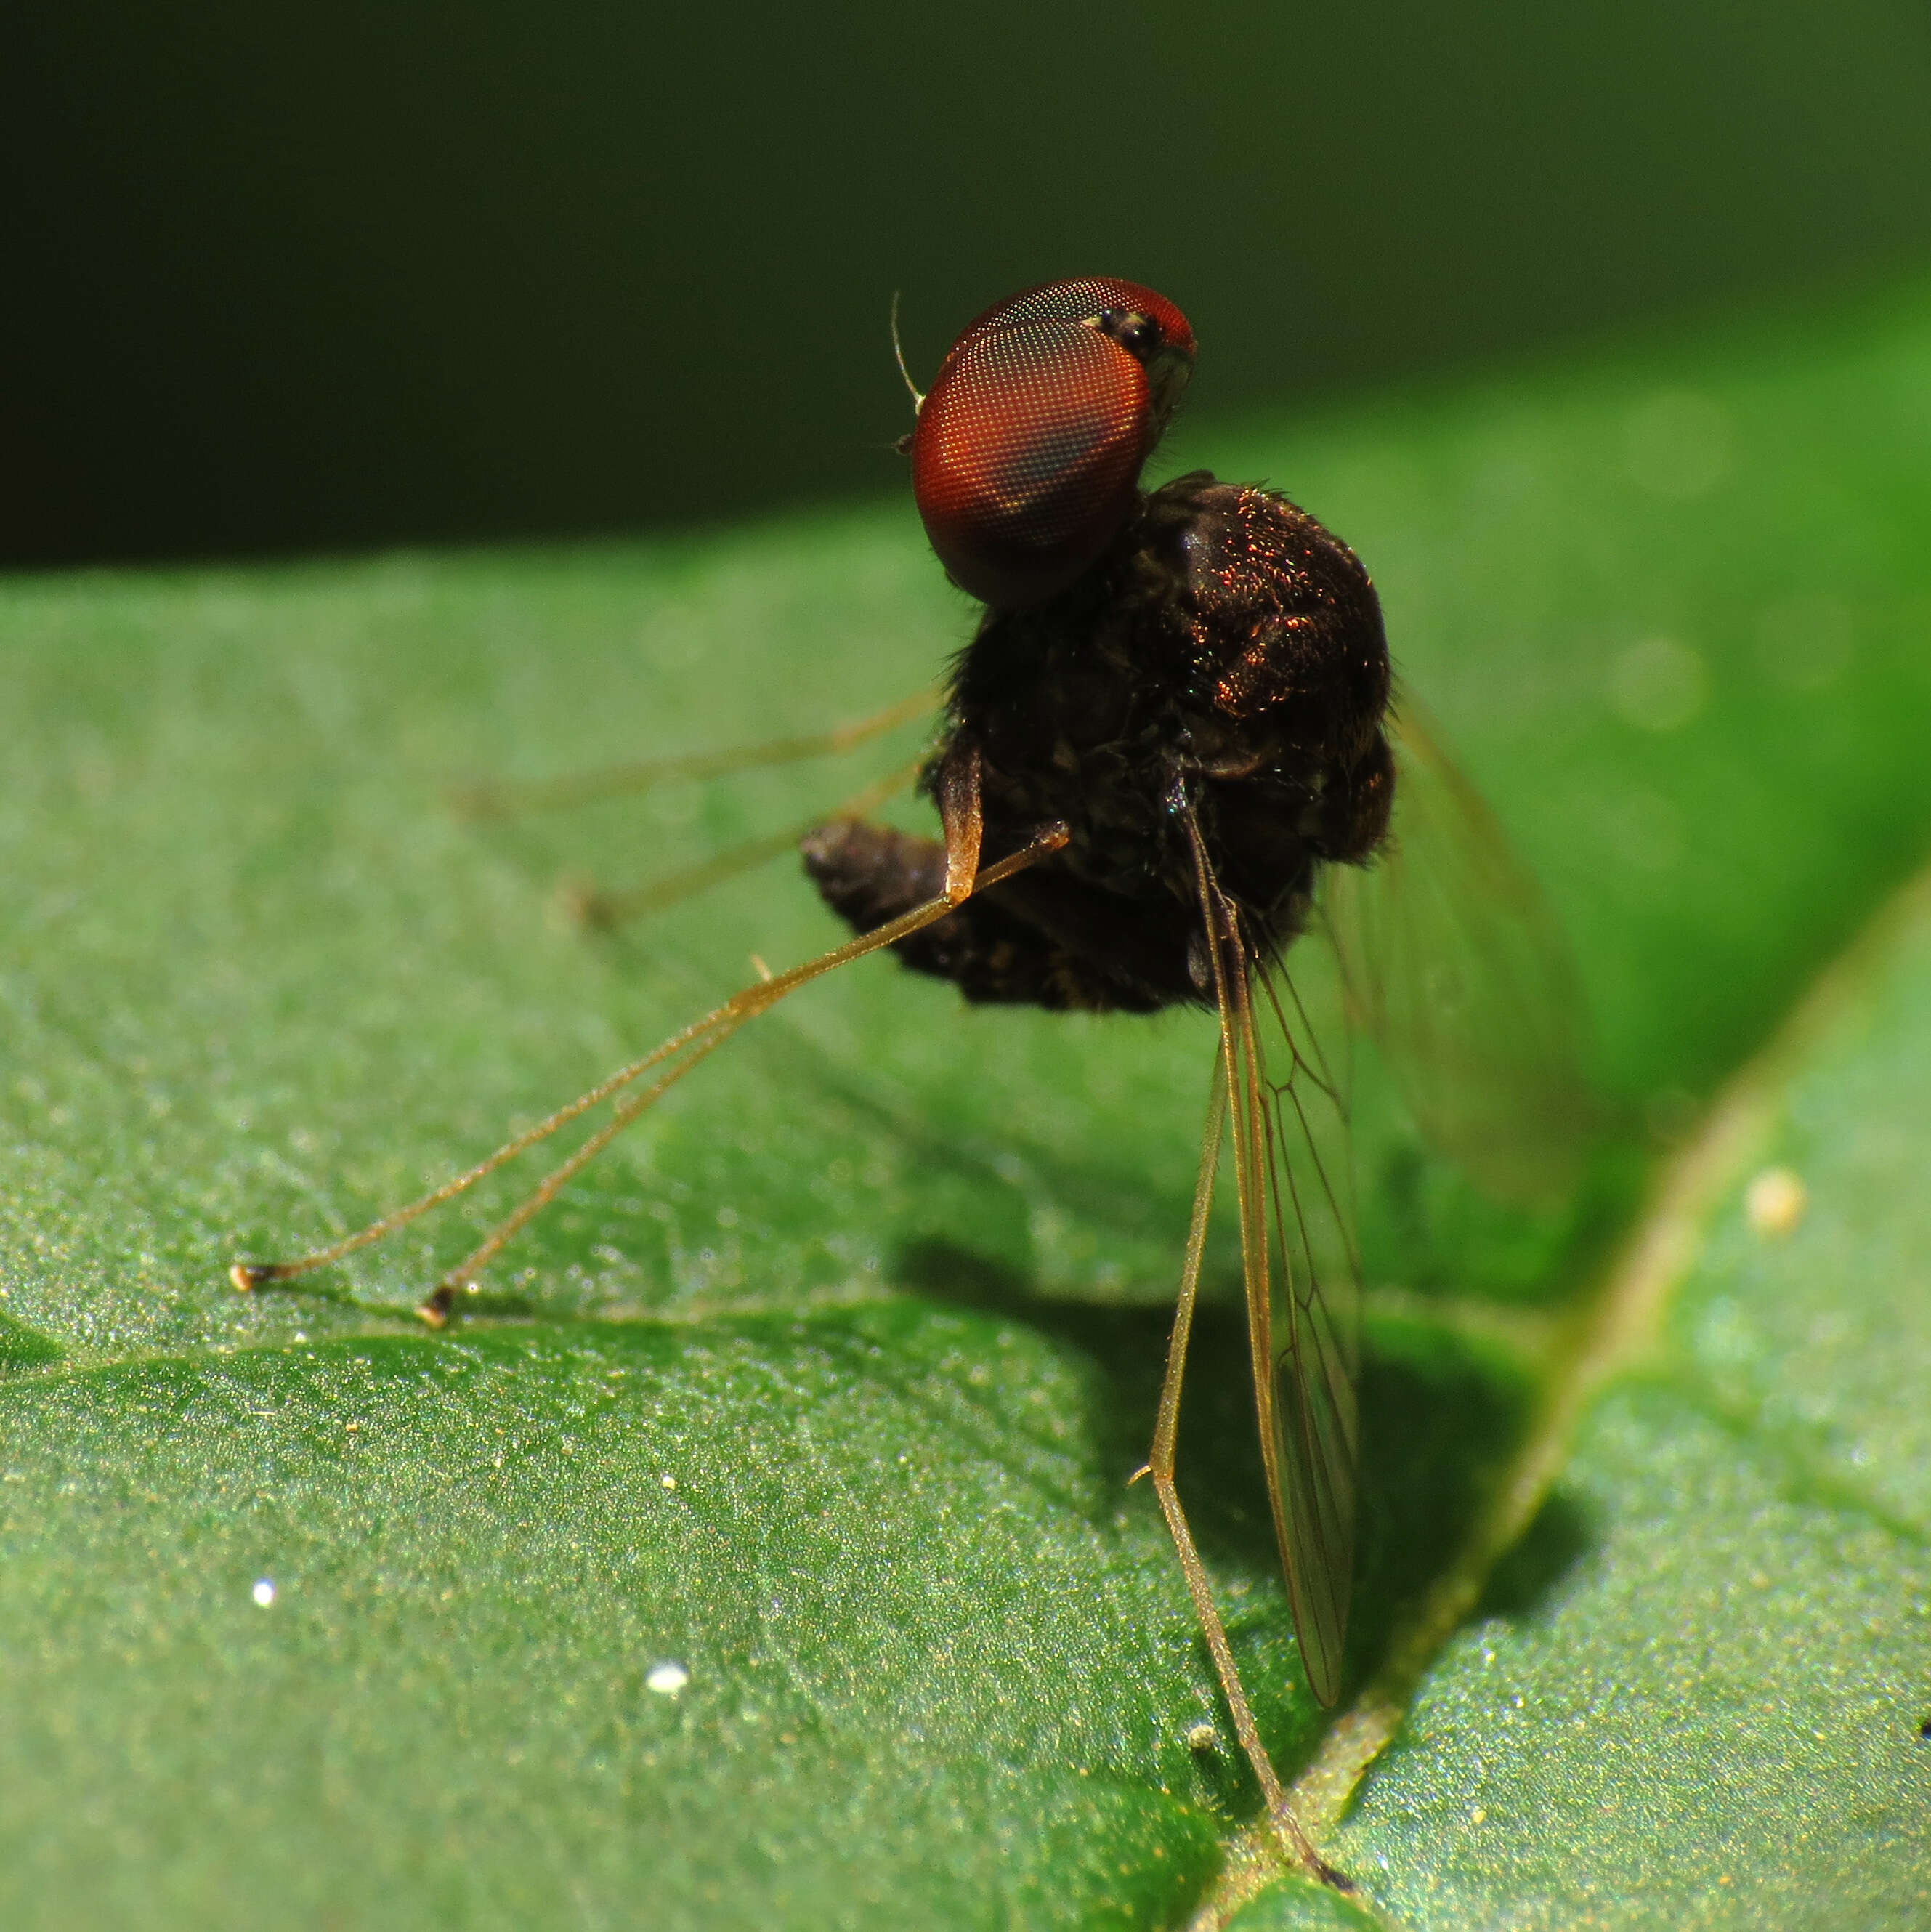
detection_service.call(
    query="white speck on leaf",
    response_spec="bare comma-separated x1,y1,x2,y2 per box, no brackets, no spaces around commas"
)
1745,1165,1807,1238
646,1661,689,1697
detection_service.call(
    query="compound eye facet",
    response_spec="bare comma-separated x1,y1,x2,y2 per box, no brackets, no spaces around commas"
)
909,278,1194,609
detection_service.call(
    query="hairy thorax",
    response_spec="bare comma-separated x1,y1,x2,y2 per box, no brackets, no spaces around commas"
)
803,472,1394,1013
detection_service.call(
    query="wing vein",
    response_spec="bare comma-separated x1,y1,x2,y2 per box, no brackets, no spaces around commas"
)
1183,801,1360,1709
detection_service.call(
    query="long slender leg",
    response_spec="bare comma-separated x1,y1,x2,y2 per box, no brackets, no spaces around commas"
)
410,769,996,1322
1141,1059,1342,1885
566,756,923,931
233,767,1058,1318
1167,797,1357,1885
449,687,938,820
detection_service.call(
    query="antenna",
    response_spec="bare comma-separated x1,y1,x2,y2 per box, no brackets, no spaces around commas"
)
889,291,926,413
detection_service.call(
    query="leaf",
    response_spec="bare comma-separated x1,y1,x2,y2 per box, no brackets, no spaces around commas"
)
5,272,1931,1928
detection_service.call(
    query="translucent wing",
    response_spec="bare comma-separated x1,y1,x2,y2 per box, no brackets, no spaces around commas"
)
1324,692,1594,1208
1187,812,1359,1707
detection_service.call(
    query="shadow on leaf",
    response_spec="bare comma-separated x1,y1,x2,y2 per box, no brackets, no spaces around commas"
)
891,1235,1594,1703
1473,1487,1597,1622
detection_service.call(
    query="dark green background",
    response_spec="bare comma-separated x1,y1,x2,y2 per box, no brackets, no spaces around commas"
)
5,0,1931,567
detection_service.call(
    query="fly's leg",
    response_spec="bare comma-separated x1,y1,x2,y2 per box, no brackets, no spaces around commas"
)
413,764,995,1324
449,687,938,820
564,755,923,931
232,751,1059,1324
1138,1061,1348,1889
931,734,983,898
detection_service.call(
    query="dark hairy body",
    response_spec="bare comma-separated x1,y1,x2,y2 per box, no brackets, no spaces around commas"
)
803,471,1396,1008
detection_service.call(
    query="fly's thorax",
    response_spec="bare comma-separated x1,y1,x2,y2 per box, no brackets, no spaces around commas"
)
947,469,1396,907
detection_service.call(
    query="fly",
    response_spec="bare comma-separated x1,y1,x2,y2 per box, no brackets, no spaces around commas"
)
232,278,1589,1884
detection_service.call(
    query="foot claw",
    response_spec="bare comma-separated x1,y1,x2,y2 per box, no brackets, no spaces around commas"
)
416,1284,456,1328
1264,1800,1353,1891
1311,1856,1355,1894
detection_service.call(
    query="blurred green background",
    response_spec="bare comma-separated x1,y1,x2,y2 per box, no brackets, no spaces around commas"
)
5,0,1930,567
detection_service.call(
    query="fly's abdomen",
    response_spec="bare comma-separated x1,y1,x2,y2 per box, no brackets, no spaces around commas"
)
801,820,1199,1013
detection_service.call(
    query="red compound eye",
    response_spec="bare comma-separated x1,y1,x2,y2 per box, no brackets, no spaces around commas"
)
910,278,1196,610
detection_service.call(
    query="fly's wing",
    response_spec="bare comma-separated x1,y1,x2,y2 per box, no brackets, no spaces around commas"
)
1249,947,1361,1707
1323,694,1594,1209
1188,815,1359,1707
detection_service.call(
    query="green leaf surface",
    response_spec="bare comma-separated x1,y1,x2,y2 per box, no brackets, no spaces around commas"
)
5,274,1931,1928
